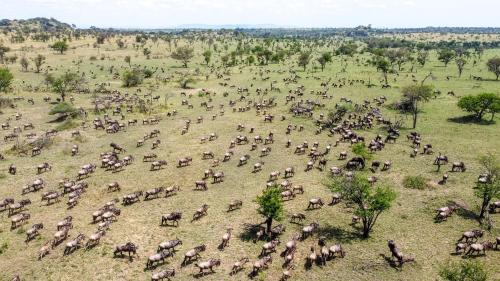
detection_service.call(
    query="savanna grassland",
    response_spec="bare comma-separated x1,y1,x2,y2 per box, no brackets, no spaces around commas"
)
0,25,499,281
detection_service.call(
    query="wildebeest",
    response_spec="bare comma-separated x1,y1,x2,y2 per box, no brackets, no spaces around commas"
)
194,258,221,275
146,249,174,269
161,212,182,227
182,245,206,266
114,242,138,258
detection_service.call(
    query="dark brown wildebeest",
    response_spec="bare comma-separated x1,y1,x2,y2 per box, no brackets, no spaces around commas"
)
161,212,182,227
114,242,138,258
146,249,174,269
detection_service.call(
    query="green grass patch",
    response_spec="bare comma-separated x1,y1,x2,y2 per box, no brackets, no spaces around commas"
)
403,175,428,190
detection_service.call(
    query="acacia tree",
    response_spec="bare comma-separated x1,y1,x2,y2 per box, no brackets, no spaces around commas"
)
256,185,283,235
372,56,390,85
297,51,311,71
457,93,500,121
438,49,455,67
455,57,467,78
401,84,434,128
48,72,79,101
328,175,396,238
486,57,500,80
417,50,429,67
317,52,332,72
171,46,194,67
51,40,69,54
32,54,46,73
202,50,212,65
474,154,499,220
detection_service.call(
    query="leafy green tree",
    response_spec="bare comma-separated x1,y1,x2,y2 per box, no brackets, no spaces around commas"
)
122,69,143,87
32,54,46,73
417,50,429,66
49,72,79,101
256,185,284,235
246,55,255,65
297,51,311,71
0,45,10,64
0,67,14,92
455,57,467,78
143,47,151,59
474,154,499,219
438,49,455,67
317,52,332,72
124,55,131,67
457,93,500,121
401,84,434,128
51,40,69,54
352,143,372,161
372,56,390,85
202,50,212,65
439,260,487,281
328,175,396,238
20,57,29,72
179,73,195,89
116,39,125,49
171,46,194,67
486,57,500,80
336,42,357,56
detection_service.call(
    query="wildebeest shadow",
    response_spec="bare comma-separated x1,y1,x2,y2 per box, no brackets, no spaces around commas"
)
379,254,402,270
456,208,479,221
447,115,496,125
316,224,363,243
193,271,216,278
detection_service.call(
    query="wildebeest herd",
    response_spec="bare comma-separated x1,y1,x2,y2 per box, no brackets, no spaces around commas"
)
0,31,499,281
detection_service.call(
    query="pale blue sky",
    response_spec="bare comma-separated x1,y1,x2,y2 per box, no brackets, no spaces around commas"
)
1,0,499,28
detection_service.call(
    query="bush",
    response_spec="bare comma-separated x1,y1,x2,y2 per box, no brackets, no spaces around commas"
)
49,102,77,116
122,69,143,87
403,175,427,189
0,242,8,255
439,260,487,281
0,67,14,92
56,119,79,131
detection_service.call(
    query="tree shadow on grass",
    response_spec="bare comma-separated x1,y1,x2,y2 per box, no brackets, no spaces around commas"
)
447,115,496,125
238,222,265,242
316,224,363,244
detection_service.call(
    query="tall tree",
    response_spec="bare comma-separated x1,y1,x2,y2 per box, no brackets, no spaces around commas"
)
438,49,455,67
317,52,332,72
48,72,79,101
297,51,311,71
32,54,46,73
372,56,390,85
51,40,69,54
455,57,467,78
255,185,283,235
171,46,194,67
417,50,429,67
202,50,212,65
0,67,13,92
328,175,396,238
486,57,500,80
474,154,499,220
401,84,434,128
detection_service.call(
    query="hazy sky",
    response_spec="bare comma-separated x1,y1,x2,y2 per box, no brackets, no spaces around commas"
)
1,0,499,28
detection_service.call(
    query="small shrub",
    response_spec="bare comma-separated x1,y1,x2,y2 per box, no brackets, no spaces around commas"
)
56,119,79,131
439,260,487,281
0,242,8,255
403,175,427,189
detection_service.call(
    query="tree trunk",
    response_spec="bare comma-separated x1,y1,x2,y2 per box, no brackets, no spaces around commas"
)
362,219,370,238
265,217,273,235
479,196,490,219
412,102,418,129
384,73,388,85
61,92,66,102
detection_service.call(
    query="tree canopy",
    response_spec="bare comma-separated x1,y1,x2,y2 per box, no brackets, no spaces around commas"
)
457,93,500,121
401,84,434,128
486,57,500,80
51,40,69,54
328,174,396,238
171,46,194,67
439,260,487,281
256,185,284,234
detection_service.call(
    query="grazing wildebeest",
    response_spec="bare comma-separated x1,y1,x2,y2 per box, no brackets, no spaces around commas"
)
230,257,249,275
